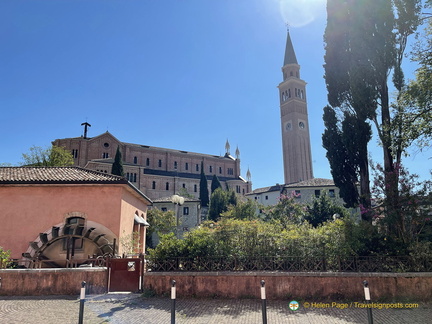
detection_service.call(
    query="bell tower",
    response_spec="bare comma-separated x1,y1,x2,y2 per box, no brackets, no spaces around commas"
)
278,31,313,184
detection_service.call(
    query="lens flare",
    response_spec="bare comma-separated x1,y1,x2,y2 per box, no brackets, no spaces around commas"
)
279,0,326,27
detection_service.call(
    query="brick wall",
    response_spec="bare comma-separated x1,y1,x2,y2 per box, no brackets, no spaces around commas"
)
2,269,431,300
0,268,107,296
144,271,432,301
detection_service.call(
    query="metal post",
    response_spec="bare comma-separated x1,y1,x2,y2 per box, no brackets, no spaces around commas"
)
261,280,267,324
171,280,176,324
363,280,374,324
175,203,180,238
78,281,86,324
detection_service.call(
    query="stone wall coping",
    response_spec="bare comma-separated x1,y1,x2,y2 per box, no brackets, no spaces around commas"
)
0,267,107,273
144,271,432,278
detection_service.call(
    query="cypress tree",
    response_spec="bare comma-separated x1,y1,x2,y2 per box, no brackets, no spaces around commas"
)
199,161,209,207
111,146,124,177
210,174,222,193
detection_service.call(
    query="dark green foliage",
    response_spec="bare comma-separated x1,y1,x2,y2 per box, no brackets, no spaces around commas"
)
398,5,432,150
324,0,394,118
371,163,432,245
111,146,124,177
262,192,305,228
146,209,176,249
341,112,372,217
323,0,421,222
148,207,432,264
148,218,387,262
305,192,349,227
221,199,260,221
210,174,222,193
227,190,237,206
208,188,237,221
199,161,209,207
322,106,359,208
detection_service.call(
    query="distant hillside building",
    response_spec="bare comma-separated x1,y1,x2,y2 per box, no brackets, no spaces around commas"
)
53,132,252,201
247,179,342,207
282,178,345,205
245,184,284,207
247,178,359,219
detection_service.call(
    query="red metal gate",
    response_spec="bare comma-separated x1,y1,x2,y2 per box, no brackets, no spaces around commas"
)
108,258,142,292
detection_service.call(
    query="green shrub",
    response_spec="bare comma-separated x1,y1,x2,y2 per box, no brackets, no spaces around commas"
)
0,246,12,269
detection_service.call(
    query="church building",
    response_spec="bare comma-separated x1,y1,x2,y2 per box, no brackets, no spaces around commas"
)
53,131,252,201
278,31,314,184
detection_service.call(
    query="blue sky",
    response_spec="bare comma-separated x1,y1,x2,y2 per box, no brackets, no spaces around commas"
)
0,0,430,190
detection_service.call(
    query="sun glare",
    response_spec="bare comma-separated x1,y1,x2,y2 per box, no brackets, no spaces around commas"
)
278,0,326,27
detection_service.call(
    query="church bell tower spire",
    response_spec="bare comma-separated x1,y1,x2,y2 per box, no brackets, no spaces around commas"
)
278,30,313,184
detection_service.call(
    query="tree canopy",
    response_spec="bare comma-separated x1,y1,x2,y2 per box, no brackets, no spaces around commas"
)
323,0,422,228
305,192,349,227
322,106,361,209
199,161,209,207
208,188,237,221
21,145,74,167
398,4,432,150
211,174,222,193
111,146,124,177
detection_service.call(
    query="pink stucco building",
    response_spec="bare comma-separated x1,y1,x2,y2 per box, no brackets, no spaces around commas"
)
0,167,152,267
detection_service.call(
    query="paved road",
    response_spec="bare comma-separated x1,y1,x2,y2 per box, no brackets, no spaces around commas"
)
0,293,430,323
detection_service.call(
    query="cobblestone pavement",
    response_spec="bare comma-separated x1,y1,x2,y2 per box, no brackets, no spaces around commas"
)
0,294,430,324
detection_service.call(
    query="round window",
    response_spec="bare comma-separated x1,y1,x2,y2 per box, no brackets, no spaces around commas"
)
103,142,110,148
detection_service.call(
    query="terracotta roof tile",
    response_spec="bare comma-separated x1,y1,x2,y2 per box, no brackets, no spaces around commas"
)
284,178,335,188
246,184,284,195
152,196,200,203
0,167,126,183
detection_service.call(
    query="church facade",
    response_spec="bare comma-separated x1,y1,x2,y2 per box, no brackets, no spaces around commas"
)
53,132,251,201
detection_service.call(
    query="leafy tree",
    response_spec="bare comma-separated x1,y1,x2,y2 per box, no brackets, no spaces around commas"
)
371,163,432,246
147,218,382,267
111,146,124,177
262,193,305,228
176,187,194,199
228,189,237,206
120,231,141,255
324,0,421,227
208,188,236,221
146,208,176,236
322,107,360,208
21,145,74,167
398,5,432,151
322,106,372,218
199,161,209,207
305,192,349,227
147,232,186,259
390,0,422,162
146,208,176,248
210,174,222,193
221,198,259,221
